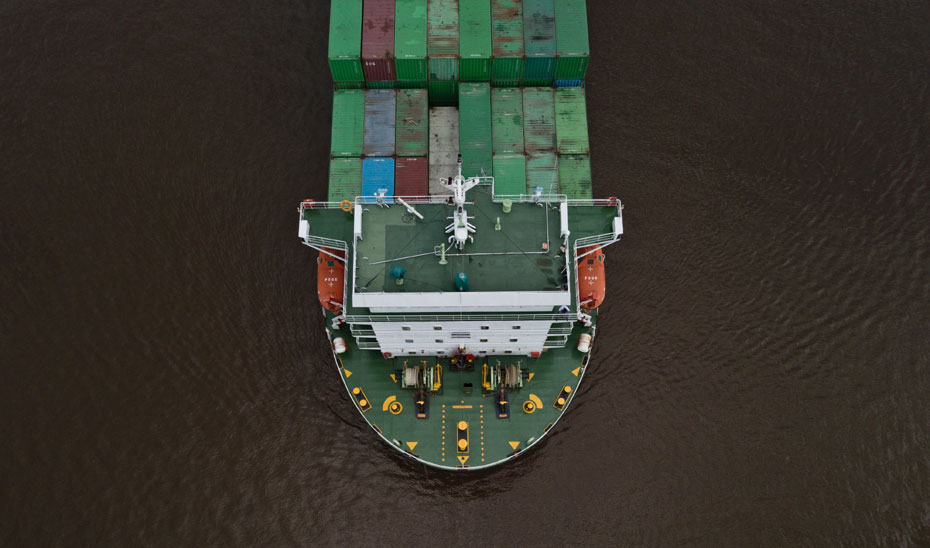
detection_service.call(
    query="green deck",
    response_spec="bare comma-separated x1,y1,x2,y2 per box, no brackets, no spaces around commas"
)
355,188,564,294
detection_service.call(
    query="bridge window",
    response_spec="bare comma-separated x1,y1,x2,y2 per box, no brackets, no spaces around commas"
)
433,326,442,331
480,325,490,330
480,338,488,343
510,338,518,342
435,339,443,343
402,326,411,331
405,339,413,343
512,325,521,330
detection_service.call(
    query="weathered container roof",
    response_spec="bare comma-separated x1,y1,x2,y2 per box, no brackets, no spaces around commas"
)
491,0,524,57
328,0,362,59
330,89,365,157
554,87,589,154
492,87,524,154
395,0,427,59
427,0,459,56
460,0,492,59
554,0,589,56
362,0,395,59
523,0,555,56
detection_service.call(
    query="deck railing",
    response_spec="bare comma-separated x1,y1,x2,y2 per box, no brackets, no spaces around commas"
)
344,313,576,324
575,232,619,249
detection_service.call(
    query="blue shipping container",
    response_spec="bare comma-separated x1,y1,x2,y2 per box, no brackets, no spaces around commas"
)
554,79,583,87
363,90,396,156
361,157,395,203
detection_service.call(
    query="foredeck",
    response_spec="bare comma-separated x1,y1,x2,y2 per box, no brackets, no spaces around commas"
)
325,306,598,470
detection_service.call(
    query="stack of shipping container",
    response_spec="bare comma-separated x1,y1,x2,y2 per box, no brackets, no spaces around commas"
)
328,0,588,90
328,88,429,202
327,0,592,200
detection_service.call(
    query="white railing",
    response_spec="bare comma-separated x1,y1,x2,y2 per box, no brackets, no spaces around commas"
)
575,232,618,249
566,198,621,208
344,313,576,324
304,235,349,250
490,192,568,204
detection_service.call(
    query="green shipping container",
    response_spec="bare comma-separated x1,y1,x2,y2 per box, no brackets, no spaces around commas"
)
395,0,428,84
558,154,592,199
522,0,555,86
428,0,459,103
491,0,524,87
330,89,365,157
554,0,590,80
334,81,365,90
492,154,527,196
328,157,363,202
491,88,524,154
428,0,459,56
526,151,559,194
428,80,458,105
554,87,589,154
396,89,429,156
522,87,555,153
328,0,364,84
459,0,491,81
428,56,459,81
459,83,492,177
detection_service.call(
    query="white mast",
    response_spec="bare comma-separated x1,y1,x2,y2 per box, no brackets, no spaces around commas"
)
443,155,479,250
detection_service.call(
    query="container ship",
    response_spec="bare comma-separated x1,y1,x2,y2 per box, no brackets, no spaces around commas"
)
299,0,623,470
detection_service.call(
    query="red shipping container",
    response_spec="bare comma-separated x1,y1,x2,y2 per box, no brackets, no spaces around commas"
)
362,0,395,81
394,157,429,196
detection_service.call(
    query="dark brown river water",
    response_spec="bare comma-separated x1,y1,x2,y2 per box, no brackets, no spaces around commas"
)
3,1,930,546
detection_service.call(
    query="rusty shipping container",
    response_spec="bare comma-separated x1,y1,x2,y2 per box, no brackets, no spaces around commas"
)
394,156,430,195
491,0,525,87
362,0,396,83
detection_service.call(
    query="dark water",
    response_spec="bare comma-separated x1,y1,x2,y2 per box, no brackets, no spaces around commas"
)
3,1,930,546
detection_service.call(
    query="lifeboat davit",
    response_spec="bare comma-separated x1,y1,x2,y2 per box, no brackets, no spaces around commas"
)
317,249,345,313
577,245,606,310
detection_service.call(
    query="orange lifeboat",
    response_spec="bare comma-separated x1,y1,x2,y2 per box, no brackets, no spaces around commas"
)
577,245,606,310
317,249,345,313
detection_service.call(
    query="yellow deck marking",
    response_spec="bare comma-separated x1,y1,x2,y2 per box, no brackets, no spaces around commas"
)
406,441,418,451
527,373,535,381
381,395,397,411
571,367,580,377
344,369,352,378
390,373,397,383
458,455,469,464
529,394,543,409
509,441,520,450
452,405,472,409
